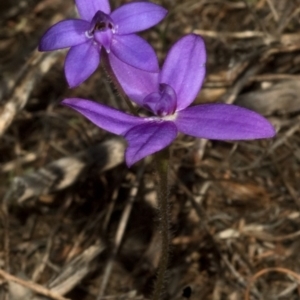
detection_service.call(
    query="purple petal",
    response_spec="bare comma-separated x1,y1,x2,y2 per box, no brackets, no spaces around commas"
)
94,30,113,52
111,34,159,72
160,34,206,111
143,84,177,116
39,19,90,51
64,42,100,87
109,53,159,106
175,104,276,140
75,0,110,21
111,2,167,34
62,98,143,135
124,121,177,167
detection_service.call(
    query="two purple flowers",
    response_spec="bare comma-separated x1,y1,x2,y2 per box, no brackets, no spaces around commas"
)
39,0,275,167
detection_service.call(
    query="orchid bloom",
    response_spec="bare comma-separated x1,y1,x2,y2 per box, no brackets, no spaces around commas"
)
62,34,275,167
39,0,167,87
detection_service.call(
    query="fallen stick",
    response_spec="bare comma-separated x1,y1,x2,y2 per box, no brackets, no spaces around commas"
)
0,269,70,300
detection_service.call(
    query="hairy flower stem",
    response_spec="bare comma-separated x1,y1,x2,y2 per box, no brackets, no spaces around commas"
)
101,53,138,116
152,148,170,300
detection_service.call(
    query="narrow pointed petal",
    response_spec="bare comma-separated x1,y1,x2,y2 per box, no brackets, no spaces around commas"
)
175,104,276,140
111,2,167,34
62,98,144,135
160,34,206,111
109,53,159,106
124,121,177,167
39,19,90,51
65,42,100,87
111,34,159,72
75,0,110,21
94,30,113,52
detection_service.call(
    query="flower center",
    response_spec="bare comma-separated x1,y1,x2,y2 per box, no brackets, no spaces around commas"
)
143,84,177,117
86,11,116,52
92,21,112,33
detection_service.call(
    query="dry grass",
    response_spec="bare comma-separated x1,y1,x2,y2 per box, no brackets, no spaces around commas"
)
1,0,300,299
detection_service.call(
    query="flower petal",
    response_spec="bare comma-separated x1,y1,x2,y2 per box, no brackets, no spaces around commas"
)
111,2,167,34
94,30,113,52
111,34,159,72
175,104,276,140
124,121,177,167
39,19,90,51
62,98,143,135
160,34,206,111
64,42,100,87
143,84,177,116
109,53,159,106
75,0,110,21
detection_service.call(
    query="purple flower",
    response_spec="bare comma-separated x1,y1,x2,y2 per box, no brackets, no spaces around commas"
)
62,34,275,167
39,0,167,87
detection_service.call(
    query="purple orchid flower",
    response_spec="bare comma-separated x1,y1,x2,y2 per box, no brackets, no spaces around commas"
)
62,34,275,167
39,0,167,87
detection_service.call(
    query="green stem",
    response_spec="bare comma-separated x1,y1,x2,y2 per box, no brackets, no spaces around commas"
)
152,148,170,300
101,52,138,116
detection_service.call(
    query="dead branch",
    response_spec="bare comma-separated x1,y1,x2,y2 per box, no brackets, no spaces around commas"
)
0,269,70,300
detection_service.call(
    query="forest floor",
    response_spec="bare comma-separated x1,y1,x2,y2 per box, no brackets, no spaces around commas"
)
1,0,300,299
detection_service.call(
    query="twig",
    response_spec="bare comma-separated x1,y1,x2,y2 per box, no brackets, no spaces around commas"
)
249,74,300,81
97,164,145,299
0,51,60,137
242,0,269,35
222,256,261,299
266,0,279,22
49,243,105,295
0,204,10,300
276,2,299,34
0,207,10,274
244,267,300,300
31,196,73,282
221,60,269,105
0,152,37,173
242,228,300,242
172,171,263,298
272,151,300,209
193,29,268,39
269,121,300,153
277,282,299,298
0,269,70,300
172,170,211,228
102,186,121,233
